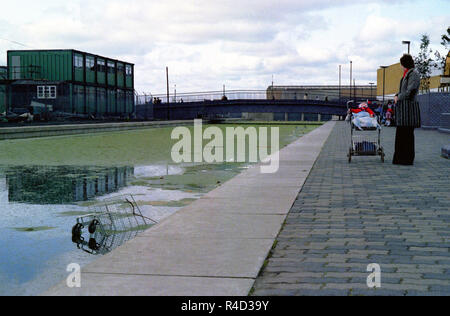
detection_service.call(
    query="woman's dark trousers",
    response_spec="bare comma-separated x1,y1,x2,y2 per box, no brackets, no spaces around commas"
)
393,127,415,165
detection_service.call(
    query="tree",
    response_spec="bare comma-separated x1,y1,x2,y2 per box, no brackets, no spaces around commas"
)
434,27,450,74
414,34,436,93
441,27,450,49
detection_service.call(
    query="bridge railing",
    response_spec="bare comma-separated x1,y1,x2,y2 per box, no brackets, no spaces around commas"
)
136,89,379,105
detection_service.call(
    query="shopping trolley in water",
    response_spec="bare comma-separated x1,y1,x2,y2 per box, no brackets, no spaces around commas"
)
71,194,157,255
346,101,385,163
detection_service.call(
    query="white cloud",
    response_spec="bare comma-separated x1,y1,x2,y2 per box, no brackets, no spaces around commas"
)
0,0,449,93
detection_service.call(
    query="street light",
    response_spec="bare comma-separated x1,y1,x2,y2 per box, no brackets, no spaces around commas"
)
350,61,353,101
166,66,170,120
369,82,375,100
380,66,388,105
402,41,411,54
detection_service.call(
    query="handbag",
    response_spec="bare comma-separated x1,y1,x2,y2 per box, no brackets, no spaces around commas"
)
395,100,421,128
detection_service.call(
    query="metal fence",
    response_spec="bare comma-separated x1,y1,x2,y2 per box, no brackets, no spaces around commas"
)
138,86,379,104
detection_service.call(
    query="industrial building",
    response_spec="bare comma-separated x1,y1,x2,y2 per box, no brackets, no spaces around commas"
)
266,85,378,102
377,51,450,98
0,49,135,118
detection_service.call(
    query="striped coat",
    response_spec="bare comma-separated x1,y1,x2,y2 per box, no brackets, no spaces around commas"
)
397,69,420,102
396,69,421,127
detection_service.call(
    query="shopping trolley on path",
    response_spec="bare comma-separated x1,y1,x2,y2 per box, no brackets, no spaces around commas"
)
346,101,385,163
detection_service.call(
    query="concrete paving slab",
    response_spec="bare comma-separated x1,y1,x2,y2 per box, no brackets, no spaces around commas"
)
222,176,306,188
82,236,274,279
141,209,286,239
206,183,301,199
190,196,298,215
44,274,254,296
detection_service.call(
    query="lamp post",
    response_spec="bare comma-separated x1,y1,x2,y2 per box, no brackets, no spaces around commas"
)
339,65,342,102
402,41,411,54
369,82,375,101
350,61,353,101
166,66,170,120
380,66,388,105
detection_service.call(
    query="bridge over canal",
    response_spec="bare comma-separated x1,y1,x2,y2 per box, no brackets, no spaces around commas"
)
153,99,348,121
137,88,376,121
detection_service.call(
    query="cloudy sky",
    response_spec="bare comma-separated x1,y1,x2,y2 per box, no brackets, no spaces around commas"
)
0,0,448,94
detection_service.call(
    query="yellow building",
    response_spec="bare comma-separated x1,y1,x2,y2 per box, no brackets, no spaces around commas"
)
377,51,450,99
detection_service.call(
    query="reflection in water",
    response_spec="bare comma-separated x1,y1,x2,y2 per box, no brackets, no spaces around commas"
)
71,195,156,255
3,166,134,204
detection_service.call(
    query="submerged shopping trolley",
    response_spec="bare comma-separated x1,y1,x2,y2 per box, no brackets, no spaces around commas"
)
71,195,157,255
347,101,385,163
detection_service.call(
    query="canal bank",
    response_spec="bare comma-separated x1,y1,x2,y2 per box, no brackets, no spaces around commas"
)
0,120,323,141
0,121,195,140
44,121,336,296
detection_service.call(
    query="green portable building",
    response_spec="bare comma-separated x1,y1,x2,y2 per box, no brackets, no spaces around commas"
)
6,49,135,117
0,66,7,114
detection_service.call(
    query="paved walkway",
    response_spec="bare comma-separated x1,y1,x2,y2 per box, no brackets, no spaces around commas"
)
253,122,450,296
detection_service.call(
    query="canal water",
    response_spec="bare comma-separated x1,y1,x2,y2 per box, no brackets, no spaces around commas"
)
0,123,318,295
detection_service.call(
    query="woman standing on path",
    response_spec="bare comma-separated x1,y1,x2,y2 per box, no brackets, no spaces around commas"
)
393,54,421,165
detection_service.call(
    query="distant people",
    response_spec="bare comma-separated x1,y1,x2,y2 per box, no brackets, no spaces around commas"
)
325,96,329,102
375,103,383,118
304,93,308,100
385,104,394,127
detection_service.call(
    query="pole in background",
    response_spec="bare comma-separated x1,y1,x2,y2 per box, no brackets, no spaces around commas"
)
166,66,170,120
339,65,342,102
381,66,388,105
174,84,177,103
272,74,274,100
402,41,411,54
369,82,375,101
350,61,353,101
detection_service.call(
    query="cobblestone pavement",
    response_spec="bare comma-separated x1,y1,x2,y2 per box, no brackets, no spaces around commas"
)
252,122,450,296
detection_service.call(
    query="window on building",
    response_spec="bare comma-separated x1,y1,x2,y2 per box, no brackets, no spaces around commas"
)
97,59,106,72
86,56,95,70
37,86,45,99
37,86,57,99
125,65,132,76
74,55,83,68
107,61,116,74
117,63,124,73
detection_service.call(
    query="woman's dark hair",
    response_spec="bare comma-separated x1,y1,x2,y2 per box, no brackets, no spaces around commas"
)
400,54,415,69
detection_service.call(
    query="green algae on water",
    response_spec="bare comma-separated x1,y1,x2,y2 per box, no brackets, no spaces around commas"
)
12,226,56,232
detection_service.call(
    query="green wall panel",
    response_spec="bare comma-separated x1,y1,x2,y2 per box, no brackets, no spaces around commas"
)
8,50,73,81
0,85,6,113
97,88,106,114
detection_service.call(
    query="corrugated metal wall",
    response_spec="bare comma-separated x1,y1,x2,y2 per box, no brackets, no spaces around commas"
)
8,50,72,81
0,85,6,113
